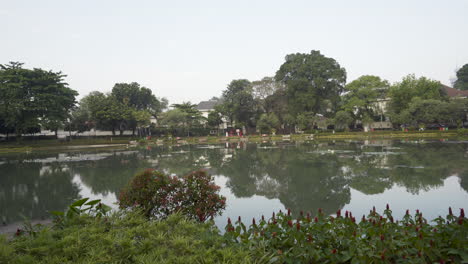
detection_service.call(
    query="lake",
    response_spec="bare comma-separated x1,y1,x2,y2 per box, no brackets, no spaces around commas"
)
1,139,467,230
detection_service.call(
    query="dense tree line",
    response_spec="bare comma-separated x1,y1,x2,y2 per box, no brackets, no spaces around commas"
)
2,59,468,139
210,54,468,132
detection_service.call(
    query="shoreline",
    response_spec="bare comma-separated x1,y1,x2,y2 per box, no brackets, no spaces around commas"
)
1,130,467,153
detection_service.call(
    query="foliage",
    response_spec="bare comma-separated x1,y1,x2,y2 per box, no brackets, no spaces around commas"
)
225,206,468,263
50,197,112,228
69,82,166,136
0,211,252,264
0,62,78,137
118,169,226,222
219,79,256,127
257,113,280,134
388,75,447,124
333,111,353,131
296,112,315,131
171,102,205,127
251,76,285,101
342,75,389,122
207,110,223,128
264,89,294,132
454,63,468,90
275,50,346,117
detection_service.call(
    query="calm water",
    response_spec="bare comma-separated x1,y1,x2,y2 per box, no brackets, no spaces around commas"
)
1,139,467,229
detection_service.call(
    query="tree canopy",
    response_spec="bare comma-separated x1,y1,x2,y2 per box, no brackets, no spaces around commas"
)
218,79,256,128
275,50,346,117
342,75,390,122
0,62,78,136
454,63,468,90
387,74,447,124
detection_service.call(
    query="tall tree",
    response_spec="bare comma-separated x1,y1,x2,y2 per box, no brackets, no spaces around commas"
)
454,64,468,90
0,62,77,137
219,79,256,128
342,75,390,122
275,50,346,117
111,82,167,134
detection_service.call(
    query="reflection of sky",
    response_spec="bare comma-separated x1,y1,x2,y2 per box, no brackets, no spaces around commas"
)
342,175,468,221
213,175,284,231
72,174,118,208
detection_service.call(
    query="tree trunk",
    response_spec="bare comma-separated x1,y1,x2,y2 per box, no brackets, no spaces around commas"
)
112,128,116,136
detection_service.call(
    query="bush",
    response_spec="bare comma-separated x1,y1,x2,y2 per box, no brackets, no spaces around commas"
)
224,206,468,263
1,212,252,264
118,169,226,222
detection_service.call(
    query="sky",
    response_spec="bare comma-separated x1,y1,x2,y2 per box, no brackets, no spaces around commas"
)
1,0,467,104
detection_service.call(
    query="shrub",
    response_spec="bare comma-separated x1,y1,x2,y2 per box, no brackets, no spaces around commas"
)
2,211,253,264
224,206,468,263
118,169,226,222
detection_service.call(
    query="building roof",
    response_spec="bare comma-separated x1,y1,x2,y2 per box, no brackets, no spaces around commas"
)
196,99,221,110
442,84,468,98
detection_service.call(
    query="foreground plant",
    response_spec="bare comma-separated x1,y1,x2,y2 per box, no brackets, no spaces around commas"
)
0,211,252,264
118,169,226,222
224,206,468,263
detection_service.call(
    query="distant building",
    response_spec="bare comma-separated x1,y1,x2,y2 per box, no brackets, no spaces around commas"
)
196,98,229,130
441,84,468,99
196,99,221,119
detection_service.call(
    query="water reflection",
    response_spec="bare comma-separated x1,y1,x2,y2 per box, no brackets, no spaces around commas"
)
0,140,467,225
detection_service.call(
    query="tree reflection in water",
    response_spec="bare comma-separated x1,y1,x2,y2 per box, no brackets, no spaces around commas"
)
0,140,467,223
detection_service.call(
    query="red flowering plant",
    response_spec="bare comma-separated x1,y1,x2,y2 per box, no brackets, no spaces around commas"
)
224,205,467,263
118,169,226,222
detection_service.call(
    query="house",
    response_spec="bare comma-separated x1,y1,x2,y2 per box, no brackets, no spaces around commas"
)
441,84,468,99
196,98,229,130
196,99,220,119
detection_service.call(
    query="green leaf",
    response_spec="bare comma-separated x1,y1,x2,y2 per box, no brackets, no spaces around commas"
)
49,211,64,216
85,199,101,206
71,198,89,207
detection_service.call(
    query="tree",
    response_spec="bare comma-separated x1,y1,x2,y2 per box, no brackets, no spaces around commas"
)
257,113,280,134
93,95,132,135
171,102,205,128
388,74,447,124
111,82,167,134
0,62,78,137
333,111,353,131
454,64,468,90
275,50,346,117
219,79,256,128
251,77,285,101
264,89,295,133
159,109,187,129
207,110,223,129
342,75,389,122
404,98,451,127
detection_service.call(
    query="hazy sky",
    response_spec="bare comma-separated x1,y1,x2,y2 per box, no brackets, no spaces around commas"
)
1,0,467,104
